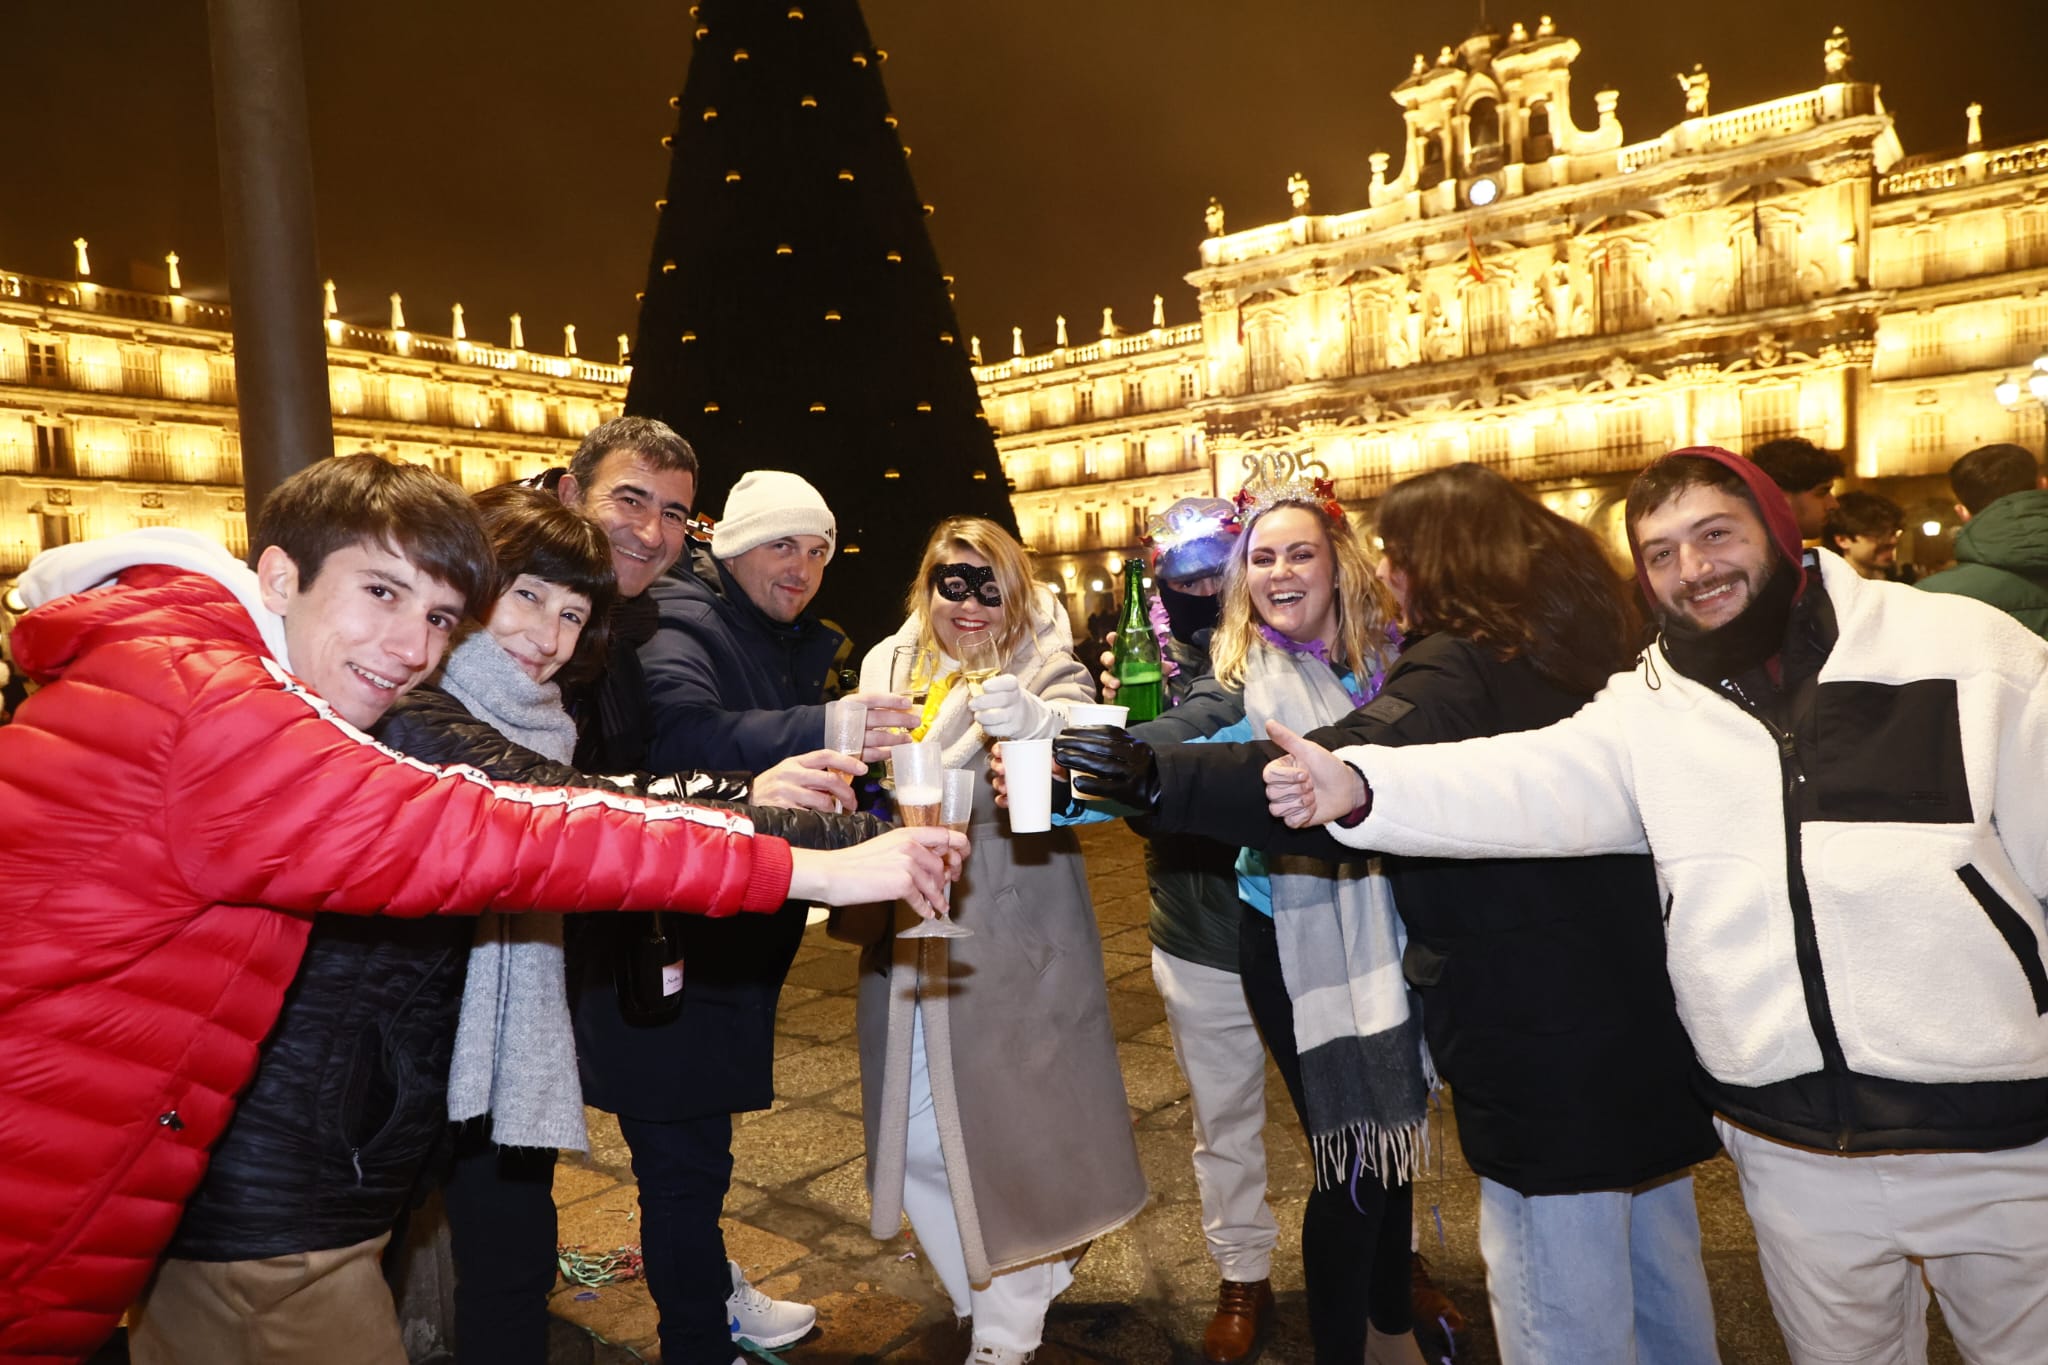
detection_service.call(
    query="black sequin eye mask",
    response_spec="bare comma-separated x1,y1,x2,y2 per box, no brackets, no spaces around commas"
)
931,562,1003,607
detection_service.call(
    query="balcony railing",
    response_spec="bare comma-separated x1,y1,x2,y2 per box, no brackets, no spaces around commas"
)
973,324,1202,384
1881,138,2048,198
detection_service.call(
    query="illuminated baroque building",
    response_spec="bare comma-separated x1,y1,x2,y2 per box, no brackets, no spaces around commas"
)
0,260,625,592
977,19,2048,619
6,19,2047,637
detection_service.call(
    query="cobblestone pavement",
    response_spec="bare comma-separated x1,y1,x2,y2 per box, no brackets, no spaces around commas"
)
545,823,1959,1365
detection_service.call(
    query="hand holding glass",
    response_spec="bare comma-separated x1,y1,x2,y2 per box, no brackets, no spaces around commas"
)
893,741,972,939
957,630,1002,696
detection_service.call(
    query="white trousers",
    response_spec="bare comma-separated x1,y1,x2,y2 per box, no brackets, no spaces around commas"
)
1717,1118,2048,1364
1150,948,1279,1283
903,1008,1076,1353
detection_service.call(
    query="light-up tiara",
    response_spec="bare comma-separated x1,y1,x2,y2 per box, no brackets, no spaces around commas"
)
1231,450,1344,524
1142,496,1240,555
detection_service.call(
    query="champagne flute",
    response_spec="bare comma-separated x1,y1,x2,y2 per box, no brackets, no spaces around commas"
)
957,629,1002,696
891,643,937,705
894,741,971,939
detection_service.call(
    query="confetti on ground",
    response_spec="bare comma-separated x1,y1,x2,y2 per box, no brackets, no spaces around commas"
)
557,1244,646,1287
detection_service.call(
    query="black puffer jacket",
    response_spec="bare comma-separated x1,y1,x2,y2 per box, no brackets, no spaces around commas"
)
1150,633,1719,1196
170,684,884,1260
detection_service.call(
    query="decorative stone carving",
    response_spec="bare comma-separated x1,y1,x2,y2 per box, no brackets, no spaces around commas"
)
1287,173,1311,214
1475,372,1503,409
141,491,165,509
1519,280,1556,345
1816,150,1875,184
47,487,73,505
1755,332,1785,368
228,496,246,513
1599,354,1637,389
1205,197,1225,237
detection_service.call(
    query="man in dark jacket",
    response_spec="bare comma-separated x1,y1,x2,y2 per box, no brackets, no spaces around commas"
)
1920,442,2048,639
579,469,913,1365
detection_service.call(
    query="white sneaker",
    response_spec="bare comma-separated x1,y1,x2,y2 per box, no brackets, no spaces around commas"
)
967,1344,1035,1364
726,1259,817,1348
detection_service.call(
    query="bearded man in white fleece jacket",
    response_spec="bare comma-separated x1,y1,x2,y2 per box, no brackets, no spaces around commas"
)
1071,446,2048,1365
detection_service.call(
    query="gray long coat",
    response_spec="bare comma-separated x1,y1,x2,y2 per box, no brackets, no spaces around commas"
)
852,604,1148,1281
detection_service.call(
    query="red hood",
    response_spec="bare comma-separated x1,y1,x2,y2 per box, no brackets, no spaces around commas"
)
1626,445,1809,602
11,566,264,685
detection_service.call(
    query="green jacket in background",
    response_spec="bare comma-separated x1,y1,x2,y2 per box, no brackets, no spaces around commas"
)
1918,488,2048,641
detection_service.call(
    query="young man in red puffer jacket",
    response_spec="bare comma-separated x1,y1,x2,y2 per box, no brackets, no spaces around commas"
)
0,454,957,1365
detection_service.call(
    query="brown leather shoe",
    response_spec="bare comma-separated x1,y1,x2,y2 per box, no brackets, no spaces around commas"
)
1410,1251,1465,1336
1202,1277,1274,1364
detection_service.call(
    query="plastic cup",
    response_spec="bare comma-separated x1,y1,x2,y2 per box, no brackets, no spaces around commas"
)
890,739,944,825
826,701,867,761
999,739,1053,834
1063,704,1128,799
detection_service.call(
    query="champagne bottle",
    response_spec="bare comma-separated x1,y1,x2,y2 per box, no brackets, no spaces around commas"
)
1111,557,1165,722
616,910,684,1026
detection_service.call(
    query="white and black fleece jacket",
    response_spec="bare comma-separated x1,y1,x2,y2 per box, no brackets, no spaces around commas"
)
1322,552,2048,1153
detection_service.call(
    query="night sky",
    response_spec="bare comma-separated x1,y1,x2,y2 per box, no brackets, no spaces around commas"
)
7,2,2044,363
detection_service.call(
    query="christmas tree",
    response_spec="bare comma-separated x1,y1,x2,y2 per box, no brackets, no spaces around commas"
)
625,0,1016,654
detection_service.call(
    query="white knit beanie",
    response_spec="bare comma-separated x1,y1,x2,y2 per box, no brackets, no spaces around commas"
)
710,470,837,562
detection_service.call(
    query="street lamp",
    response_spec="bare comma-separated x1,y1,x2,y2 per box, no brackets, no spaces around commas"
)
1993,353,2048,410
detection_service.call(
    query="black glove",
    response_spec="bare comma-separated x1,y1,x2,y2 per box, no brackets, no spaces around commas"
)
1054,725,1161,812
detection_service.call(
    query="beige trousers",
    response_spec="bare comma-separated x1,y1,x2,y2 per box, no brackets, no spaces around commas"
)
128,1231,407,1365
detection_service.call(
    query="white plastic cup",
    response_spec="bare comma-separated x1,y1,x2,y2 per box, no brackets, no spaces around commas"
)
999,739,1054,834
1062,703,1128,800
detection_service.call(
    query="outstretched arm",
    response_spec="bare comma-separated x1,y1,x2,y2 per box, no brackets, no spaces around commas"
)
1314,696,1648,860
168,663,959,919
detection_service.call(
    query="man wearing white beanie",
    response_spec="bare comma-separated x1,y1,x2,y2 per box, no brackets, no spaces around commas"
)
600,469,917,1365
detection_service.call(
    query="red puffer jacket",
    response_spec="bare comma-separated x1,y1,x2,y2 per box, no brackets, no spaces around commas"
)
0,566,792,1364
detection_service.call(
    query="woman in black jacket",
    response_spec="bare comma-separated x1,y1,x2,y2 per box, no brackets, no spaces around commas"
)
157,487,892,1365
1063,465,1723,1365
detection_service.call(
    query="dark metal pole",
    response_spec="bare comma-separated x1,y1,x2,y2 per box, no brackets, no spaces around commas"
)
208,0,331,527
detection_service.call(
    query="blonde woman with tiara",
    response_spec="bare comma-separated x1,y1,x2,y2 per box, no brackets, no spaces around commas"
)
850,516,1145,1365
1050,461,1430,1365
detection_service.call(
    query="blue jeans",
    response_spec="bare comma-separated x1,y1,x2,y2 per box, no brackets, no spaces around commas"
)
1478,1173,1721,1365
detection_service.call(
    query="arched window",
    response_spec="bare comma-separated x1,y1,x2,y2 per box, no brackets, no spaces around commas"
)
1525,101,1554,160
1246,315,1287,392
1349,291,1390,374
1595,242,1650,335
1419,131,1446,189
1740,214,1799,310
1464,280,1509,356
1465,96,1503,173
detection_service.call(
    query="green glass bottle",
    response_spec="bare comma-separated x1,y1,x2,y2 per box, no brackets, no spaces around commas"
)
1112,557,1165,722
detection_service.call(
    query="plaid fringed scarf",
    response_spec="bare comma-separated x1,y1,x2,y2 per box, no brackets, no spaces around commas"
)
1242,644,1434,1188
